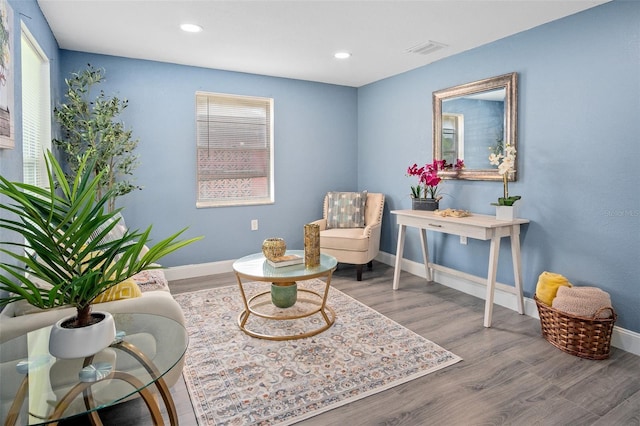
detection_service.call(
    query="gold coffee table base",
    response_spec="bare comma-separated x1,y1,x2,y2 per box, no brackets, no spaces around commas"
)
5,340,177,426
233,250,338,341
237,287,336,341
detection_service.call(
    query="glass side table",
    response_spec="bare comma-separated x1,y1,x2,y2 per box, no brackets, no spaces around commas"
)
0,313,187,426
232,250,338,341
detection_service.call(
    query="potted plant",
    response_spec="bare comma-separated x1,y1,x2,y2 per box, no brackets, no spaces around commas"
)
406,159,462,211
0,150,202,358
53,65,139,212
489,143,521,220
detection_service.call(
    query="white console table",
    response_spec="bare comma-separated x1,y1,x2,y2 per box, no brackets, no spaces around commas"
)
391,210,529,327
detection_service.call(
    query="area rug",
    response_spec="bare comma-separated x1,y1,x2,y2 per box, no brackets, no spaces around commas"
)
174,279,462,425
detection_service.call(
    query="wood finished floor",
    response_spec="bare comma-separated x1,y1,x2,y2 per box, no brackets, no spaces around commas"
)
62,262,640,425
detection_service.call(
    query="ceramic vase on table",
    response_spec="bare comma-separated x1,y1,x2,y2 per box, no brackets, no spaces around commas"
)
412,198,439,211
495,205,518,221
271,283,297,308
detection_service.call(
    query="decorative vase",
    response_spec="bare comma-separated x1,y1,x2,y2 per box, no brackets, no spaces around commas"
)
262,238,286,260
412,198,439,211
49,311,116,359
495,205,518,221
271,283,297,308
303,223,320,267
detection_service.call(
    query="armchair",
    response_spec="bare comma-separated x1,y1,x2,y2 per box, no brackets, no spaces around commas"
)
310,192,385,281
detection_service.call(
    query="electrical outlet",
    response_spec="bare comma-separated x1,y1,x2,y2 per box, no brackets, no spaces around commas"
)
251,219,258,231
460,236,467,245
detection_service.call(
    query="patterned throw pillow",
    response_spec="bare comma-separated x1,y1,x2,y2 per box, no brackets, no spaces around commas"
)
326,191,367,229
90,212,128,245
131,269,170,292
93,278,142,304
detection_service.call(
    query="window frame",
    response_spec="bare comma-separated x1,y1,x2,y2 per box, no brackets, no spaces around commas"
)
441,113,464,165
21,23,51,188
195,91,274,208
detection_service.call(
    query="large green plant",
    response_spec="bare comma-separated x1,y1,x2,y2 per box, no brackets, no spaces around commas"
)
0,151,202,327
53,65,139,212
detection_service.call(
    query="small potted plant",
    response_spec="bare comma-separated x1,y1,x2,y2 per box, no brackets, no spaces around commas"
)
406,159,462,211
489,143,521,220
0,150,202,358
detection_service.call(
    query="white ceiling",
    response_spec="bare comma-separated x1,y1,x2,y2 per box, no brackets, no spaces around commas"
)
37,0,609,88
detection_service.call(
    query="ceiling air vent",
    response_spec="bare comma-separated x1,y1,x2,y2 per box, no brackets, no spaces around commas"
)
406,40,447,56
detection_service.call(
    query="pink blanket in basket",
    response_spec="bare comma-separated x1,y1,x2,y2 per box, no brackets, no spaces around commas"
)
551,286,612,319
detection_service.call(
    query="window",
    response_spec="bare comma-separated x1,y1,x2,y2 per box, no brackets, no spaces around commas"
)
441,113,463,166
196,92,274,207
21,24,51,187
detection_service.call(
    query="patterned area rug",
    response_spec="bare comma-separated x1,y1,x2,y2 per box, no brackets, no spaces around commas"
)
174,279,462,425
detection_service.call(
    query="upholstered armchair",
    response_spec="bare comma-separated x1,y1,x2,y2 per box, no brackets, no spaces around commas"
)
310,192,385,281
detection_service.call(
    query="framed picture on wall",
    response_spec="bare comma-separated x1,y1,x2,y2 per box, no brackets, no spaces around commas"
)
0,0,14,149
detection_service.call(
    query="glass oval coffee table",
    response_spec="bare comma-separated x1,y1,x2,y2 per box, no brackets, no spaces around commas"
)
232,250,338,341
1,313,187,425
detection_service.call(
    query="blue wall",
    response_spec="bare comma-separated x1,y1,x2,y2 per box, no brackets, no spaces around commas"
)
2,0,638,332
358,0,640,331
58,52,358,267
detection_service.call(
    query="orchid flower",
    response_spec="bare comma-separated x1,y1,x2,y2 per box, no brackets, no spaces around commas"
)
407,159,459,200
488,144,520,206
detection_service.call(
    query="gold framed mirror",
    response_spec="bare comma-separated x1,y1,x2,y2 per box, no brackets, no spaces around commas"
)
433,72,518,181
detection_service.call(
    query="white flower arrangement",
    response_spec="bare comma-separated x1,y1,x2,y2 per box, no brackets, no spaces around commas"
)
489,144,521,206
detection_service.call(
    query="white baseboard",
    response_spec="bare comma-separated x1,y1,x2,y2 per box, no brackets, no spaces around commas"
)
375,251,640,357
164,260,234,282
166,253,640,357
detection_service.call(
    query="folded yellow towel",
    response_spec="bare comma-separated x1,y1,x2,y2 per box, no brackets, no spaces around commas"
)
552,286,613,319
535,271,572,306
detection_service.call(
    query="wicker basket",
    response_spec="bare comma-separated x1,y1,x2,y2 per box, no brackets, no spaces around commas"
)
534,295,616,360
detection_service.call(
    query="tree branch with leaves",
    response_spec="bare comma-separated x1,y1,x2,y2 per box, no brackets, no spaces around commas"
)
53,64,140,212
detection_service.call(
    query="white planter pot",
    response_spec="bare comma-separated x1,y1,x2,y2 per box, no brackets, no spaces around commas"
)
49,311,116,359
495,205,518,221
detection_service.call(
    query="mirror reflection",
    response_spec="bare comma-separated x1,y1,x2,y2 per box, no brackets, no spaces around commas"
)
433,73,518,181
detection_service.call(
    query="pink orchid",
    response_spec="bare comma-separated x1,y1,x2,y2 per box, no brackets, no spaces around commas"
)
407,159,456,200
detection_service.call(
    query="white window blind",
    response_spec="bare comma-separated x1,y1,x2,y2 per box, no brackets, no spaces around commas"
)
196,92,274,207
21,24,51,187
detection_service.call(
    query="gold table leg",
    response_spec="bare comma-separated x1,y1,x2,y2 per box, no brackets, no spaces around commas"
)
81,355,102,426
3,375,29,426
113,341,179,425
5,340,179,426
48,371,164,425
236,271,336,340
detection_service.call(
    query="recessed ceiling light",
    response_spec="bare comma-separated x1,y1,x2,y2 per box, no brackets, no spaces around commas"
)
180,23,203,33
334,51,351,59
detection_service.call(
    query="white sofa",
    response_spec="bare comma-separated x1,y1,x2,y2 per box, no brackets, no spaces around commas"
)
0,270,184,341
